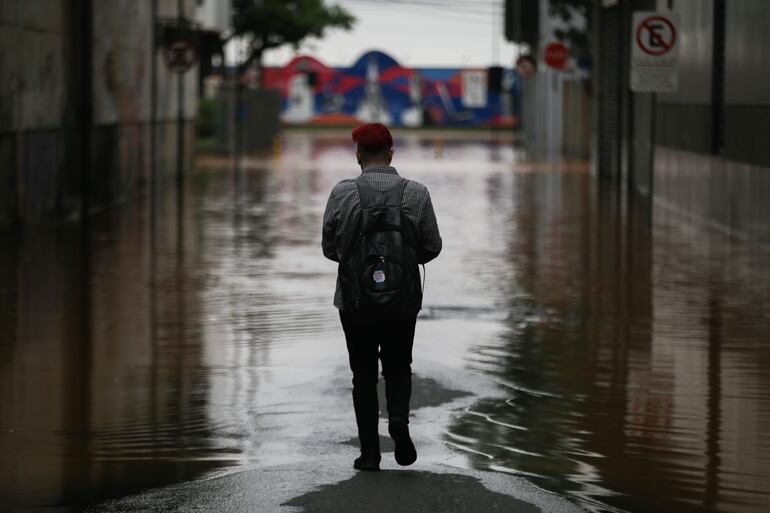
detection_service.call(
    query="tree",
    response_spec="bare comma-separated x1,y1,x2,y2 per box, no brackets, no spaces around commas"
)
548,0,591,64
231,0,356,82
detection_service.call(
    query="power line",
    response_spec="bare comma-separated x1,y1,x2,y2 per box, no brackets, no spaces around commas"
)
341,0,503,20
341,0,503,13
345,8,498,24
341,0,503,6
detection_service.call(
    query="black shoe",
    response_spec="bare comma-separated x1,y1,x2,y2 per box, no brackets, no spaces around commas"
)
389,421,417,466
353,452,381,471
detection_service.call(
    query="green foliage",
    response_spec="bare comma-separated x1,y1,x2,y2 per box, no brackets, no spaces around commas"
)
548,0,591,59
549,0,591,20
231,0,355,72
196,97,217,138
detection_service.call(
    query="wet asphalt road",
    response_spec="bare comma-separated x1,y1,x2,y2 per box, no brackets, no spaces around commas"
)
2,130,770,513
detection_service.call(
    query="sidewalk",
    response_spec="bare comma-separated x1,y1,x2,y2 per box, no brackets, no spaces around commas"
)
88,440,579,513
86,365,581,513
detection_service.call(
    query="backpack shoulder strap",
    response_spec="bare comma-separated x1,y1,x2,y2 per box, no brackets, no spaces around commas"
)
355,174,407,208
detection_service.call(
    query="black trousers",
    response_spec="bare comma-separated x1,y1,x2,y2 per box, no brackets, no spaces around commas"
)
339,310,417,453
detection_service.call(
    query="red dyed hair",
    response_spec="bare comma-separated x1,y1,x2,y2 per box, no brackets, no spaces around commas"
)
351,123,393,154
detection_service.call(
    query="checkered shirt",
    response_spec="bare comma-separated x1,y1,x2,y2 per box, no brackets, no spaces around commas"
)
322,164,442,309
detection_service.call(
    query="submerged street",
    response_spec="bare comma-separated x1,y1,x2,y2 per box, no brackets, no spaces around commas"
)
1,131,769,513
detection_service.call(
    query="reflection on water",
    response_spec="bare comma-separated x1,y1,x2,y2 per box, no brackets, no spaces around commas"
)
1,130,769,512
444,170,770,513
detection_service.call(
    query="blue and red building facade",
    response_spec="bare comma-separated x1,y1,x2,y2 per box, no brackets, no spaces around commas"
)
263,51,520,128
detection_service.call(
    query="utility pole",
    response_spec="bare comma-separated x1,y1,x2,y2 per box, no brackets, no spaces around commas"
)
176,0,185,191
76,0,93,223
150,0,158,200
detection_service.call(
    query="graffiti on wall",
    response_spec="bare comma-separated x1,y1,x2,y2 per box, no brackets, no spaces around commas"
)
263,51,520,127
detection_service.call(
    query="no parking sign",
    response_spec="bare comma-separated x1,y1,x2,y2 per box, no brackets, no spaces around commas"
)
630,12,680,93
164,39,198,74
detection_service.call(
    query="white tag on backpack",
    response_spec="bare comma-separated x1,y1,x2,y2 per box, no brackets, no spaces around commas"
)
373,270,386,283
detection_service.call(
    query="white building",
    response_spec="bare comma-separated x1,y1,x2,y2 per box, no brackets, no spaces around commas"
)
196,0,232,34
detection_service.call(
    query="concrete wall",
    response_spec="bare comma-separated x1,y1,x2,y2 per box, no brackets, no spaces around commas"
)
593,0,770,244
722,0,770,168
654,0,713,154
562,79,591,159
654,147,770,241
651,0,770,243
215,84,282,154
0,0,69,230
521,0,591,157
91,0,198,203
0,0,200,234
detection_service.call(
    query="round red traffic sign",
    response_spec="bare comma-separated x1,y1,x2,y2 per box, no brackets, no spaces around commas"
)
544,42,569,69
636,15,676,56
163,40,198,74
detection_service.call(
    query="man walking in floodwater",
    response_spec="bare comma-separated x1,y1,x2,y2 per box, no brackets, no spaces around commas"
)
322,123,442,471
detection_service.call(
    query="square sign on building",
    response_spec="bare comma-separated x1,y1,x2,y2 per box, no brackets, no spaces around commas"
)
461,70,487,108
630,12,680,93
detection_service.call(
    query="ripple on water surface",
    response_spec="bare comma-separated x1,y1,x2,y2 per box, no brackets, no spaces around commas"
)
1,132,769,513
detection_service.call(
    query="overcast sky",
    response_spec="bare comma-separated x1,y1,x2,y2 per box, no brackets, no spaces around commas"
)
257,0,522,68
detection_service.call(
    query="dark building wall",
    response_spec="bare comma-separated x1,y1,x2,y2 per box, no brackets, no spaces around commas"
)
0,1,69,231
90,0,198,208
0,135,17,228
722,0,770,168
652,0,770,242
562,80,591,159
593,0,647,182
0,0,198,235
593,0,770,243
655,0,714,153
214,84,282,154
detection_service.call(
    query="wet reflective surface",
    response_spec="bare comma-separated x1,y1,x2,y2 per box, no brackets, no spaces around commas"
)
1,131,769,512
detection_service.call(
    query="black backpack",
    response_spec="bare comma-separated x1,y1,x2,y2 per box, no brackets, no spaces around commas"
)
339,175,422,324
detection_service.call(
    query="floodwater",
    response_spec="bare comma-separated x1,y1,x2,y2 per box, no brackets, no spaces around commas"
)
1,130,769,513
